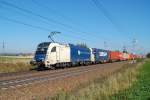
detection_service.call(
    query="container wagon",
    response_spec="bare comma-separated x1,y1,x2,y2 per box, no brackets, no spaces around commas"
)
110,51,122,62
92,48,110,63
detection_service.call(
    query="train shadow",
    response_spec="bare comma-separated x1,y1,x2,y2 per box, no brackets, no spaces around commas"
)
30,66,50,71
30,66,67,71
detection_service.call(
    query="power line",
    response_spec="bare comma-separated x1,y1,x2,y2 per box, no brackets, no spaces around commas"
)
31,0,73,22
0,0,101,43
0,15,52,31
91,0,133,51
0,1,69,28
2,41,5,50
91,0,122,33
2,41,5,56
0,0,93,37
104,41,108,50
0,5,61,30
31,0,95,37
0,0,86,34
0,5,85,39
0,15,95,43
3,6,55,26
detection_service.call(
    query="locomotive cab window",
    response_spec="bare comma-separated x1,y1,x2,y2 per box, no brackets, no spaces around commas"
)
51,47,56,52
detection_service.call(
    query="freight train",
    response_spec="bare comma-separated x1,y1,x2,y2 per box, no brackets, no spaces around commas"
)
30,42,141,68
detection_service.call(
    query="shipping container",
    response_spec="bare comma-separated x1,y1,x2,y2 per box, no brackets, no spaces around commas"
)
69,44,91,63
129,53,134,60
119,52,124,61
122,53,129,60
110,51,123,62
92,48,110,63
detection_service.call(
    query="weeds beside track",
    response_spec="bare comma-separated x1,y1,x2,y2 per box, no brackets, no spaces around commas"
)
50,60,145,100
0,56,34,73
111,59,150,100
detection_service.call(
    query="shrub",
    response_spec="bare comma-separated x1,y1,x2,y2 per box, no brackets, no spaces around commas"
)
146,53,150,58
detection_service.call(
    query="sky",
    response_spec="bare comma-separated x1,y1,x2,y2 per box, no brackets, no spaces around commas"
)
0,0,149,54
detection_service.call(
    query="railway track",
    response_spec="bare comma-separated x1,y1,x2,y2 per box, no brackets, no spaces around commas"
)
0,62,127,90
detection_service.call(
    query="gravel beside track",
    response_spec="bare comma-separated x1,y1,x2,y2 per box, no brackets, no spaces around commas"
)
0,62,126,90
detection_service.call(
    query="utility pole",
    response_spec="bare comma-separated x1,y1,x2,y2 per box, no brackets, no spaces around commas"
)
48,31,61,43
2,41,5,56
132,38,137,54
0,41,5,63
2,41,6,63
132,33,138,54
123,45,127,53
104,41,108,50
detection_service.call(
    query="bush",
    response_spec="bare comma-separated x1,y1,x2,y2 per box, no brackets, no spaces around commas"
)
136,58,144,63
147,53,150,58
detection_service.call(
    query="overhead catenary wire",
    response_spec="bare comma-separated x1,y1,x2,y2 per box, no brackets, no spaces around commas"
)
0,15,95,43
31,0,96,37
31,0,73,23
0,5,74,34
91,0,123,34
91,0,134,51
0,0,97,39
0,5,56,28
0,5,76,36
0,0,101,43
0,0,72,28
0,15,51,32
0,4,97,43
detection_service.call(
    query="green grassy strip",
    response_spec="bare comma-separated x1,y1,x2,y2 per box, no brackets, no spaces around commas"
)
111,59,150,100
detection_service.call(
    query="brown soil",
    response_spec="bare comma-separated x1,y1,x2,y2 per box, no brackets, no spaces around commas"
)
0,62,129,100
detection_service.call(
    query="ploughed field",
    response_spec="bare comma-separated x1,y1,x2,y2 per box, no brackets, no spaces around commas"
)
0,61,130,100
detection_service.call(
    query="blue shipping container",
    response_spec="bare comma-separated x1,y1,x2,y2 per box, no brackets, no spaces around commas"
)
92,48,110,63
69,44,91,63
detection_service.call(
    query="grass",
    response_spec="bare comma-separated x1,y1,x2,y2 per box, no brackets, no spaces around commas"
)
0,56,35,73
50,60,144,100
0,56,32,63
111,59,150,100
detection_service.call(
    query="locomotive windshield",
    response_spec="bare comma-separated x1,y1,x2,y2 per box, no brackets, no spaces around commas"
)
35,42,51,54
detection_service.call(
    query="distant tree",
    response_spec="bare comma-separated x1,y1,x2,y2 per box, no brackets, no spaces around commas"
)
146,53,150,58
123,51,128,53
